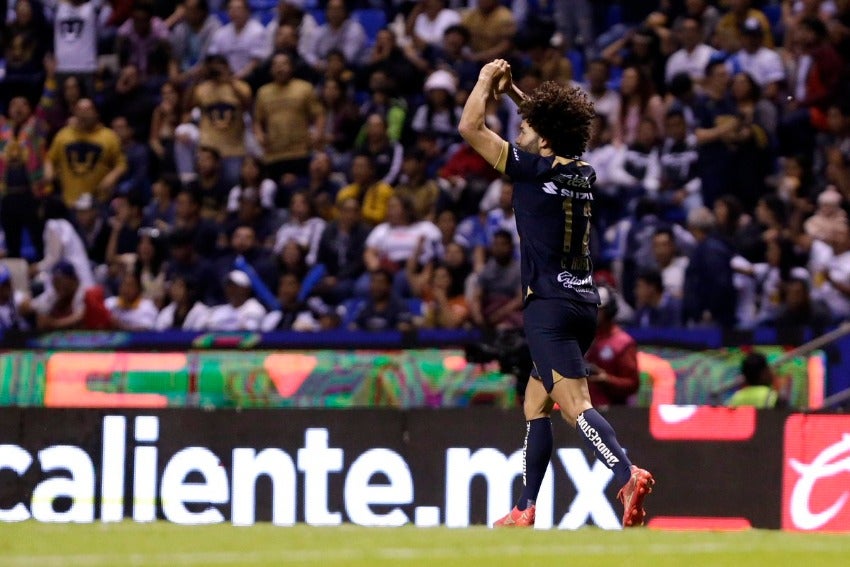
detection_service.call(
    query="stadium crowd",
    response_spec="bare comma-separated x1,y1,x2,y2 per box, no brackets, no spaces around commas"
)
0,0,848,334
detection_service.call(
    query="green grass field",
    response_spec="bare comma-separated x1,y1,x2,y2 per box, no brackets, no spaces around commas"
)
2,523,850,567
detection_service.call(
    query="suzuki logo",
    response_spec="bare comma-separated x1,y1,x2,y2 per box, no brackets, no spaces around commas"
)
788,434,850,530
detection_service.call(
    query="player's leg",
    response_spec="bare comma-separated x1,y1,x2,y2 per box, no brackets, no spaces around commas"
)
493,374,553,527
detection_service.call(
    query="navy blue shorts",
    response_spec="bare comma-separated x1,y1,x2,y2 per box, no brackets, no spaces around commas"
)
524,296,597,392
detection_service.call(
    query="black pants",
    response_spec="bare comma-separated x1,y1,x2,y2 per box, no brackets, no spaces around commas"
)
1,191,43,259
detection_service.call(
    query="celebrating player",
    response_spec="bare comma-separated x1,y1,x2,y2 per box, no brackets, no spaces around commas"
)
458,59,654,528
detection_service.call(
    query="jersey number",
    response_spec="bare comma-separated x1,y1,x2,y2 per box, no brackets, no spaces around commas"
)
562,200,591,267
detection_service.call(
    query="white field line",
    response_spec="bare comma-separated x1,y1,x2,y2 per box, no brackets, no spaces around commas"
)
4,540,849,566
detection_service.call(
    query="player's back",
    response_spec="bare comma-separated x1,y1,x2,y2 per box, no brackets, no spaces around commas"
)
503,144,599,305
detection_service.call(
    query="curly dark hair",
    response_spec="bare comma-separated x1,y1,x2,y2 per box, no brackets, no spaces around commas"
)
519,82,595,158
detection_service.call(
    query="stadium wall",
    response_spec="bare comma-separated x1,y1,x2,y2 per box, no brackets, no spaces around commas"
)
0,408,848,532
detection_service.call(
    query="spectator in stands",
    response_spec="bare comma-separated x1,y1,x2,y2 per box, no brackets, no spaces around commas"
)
658,108,702,220
285,151,341,219
632,269,682,327
274,191,326,265
144,174,180,231
694,60,738,208
727,17,785,102
602,25,665,95
481,180,519,247
318,77,361,170
169,0,222,84
470,230,522,331
106,65,157,144
149,81,182,175
3,1,51,107
357,113,404,186
187,145,230,221
420,24,479,95
53,0,101,92
226,155,277,213
651,227,689,299
45,99,127,207
814,223,850,321
418,263,469,329
0,265,28,332
206,0,269,80
172,188,220,258
21,260,87,331
394,149,440,221
213,223,277,299
362,29,422,100
671,0,720,43
617,66,665,146
301,0,367,73
254,51,324,183
586,284,640,407
261,272,334,331
165,228,217,304
336,153,395,226
33,197,95,289
665,16,716,87
105,191,145,270
72,193,109,266
315,196,369,303
179,55,252,188
726,352,781,408
264,0,319,67
683,206,737,327
612,117,661,214
582,59,622,144
407,0,461,51
460,0,516,62
116,0,170,76
357,70,408,144
350,268,413,331
0,96,48,260
134,228,169,306
112,115,151,199
360,194,441,295
732,237,800,328
772,274,832,332
104,269,159,330
411,70,463,151
804,186,847,242
206,269,267,330
154,274,210,330
718,0,774,49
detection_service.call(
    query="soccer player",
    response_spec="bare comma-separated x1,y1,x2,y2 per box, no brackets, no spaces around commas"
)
458,59,655,528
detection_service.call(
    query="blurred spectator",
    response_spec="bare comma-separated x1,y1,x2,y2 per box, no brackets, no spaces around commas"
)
315,196,369,303
111,115,151,198
813,223,850,321
350,269,413,331
582,59,622,143
411,69,462,150
179,55,252,187
394,149,440,221
336,153,395,226
361,30,422,100
460,0,516,62
223,183,277,246
207,0,269,80
586,284,640,407
731,237,799,328
214,223,277,300
45,99,127,207
617,66,664,146
0,265,28,331
632,269,682,327
172,188,220,257
286,151,341,219
611,117,661,214
40,55,85,138
301,0,367,73
664,16,716,86
418,263,469,329
717,0,774,48
104,191,145,267
261,272,334,331
726,352,780,408
21,260,88,331
683,206,737,327
420,24,479,94
482,179,519,246
727,17,785,101
274,191,326,265
602,26,665,94
771,274,833,332
694,60,737,207
407,0,461,51
205,269,267,330
671,0,720,43
33,197,95,288
53,0,102,91
357,113,404,186
144,174,180,231
1,96,48,259
651,227,689,299
254,51,324,183
319,77,360,167
149,81,182,175
357,70,408,144
116,0,170,76
727,72,774,209
168,0,221,83
226,155,276,213
658,108,702,219
519,31,574,86
72,192,109,265
804,185,847,241
3,3,49,106
470,229,521,330
154,274,210,330
188,145,230,221
264,0,319,67
104,269,159,330
134,228,169,305
165,228,218,304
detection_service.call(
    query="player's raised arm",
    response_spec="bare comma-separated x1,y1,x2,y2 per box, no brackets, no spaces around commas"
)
458,60,512,169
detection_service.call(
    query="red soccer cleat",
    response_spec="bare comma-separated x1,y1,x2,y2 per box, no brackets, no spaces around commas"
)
617,465,655,527
493,505,536,527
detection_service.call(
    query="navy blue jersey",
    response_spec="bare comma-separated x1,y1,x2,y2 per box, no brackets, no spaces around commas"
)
502,144,600,305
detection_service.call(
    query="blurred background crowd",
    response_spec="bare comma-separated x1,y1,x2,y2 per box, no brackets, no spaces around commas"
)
0,0,848,335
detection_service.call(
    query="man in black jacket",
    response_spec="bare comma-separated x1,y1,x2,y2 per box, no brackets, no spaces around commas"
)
315,197,370,304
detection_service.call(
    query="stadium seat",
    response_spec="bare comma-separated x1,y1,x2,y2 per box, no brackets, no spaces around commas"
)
353,8,387,45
